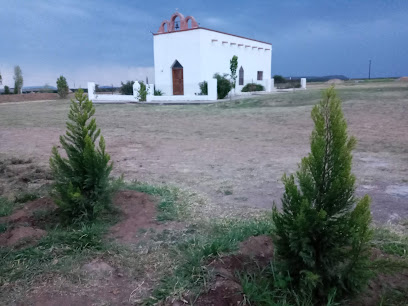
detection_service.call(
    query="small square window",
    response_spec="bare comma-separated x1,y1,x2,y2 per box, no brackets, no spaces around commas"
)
257,71,263,81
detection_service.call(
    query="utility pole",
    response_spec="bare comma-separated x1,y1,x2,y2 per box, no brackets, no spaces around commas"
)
368,59,371,79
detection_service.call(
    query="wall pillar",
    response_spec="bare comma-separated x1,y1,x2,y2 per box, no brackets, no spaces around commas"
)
145,84,154,102
270,78,275,91
133,82,140,101
301,78,307,89
208,79,217,101
88,82,95,100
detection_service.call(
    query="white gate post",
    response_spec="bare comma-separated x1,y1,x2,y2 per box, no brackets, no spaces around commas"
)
301,78,307,89
146,84,154,102
88,82,96,101
133,82,140,101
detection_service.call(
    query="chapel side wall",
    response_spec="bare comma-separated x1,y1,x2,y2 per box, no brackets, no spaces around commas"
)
154,31,202,96
198,29,272,91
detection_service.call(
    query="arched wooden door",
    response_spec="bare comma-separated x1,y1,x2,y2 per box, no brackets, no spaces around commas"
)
172,60,184,95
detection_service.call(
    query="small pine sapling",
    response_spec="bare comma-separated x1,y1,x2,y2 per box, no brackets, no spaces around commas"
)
50,89,113,222
230,55,238,89
56,75,69,98
272,86,372,301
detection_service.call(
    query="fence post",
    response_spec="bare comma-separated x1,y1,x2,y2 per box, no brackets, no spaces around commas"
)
133,82,140,101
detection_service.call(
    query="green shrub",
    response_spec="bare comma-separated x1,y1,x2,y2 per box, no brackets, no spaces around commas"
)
241,83,265,92
120,80,134,95
213,73,232,99
198,81,208,95
272,86,372,301
4,86,10,94
230,55,238,88
154,87,163,96
50,89,113,222
56,75,69,98
137,81,148,101
0,197,13,217
273,75,286,84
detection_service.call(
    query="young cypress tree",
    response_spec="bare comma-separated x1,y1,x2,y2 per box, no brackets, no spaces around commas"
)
50,89,113,222
272,86,372,301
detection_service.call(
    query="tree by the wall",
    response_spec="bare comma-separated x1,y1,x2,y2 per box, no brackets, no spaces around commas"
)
137,81,148,101
13,65,23,94
273,75,286,84
230,55,238,88
50,89,113,222
56,75,69,98
272,86,372,301
198,81,208,95
4,86,10,94
213,73,232,99
120,81,134,95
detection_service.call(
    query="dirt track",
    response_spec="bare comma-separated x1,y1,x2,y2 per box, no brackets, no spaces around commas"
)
0,82,407,223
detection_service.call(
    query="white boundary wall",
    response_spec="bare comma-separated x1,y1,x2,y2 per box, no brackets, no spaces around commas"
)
88,79,217,103
147,79,217,101
88,82,140,103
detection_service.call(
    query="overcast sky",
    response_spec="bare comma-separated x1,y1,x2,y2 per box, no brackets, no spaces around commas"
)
1,0,407,87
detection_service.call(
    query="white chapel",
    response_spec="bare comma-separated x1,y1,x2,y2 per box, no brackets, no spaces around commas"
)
153,12,273,96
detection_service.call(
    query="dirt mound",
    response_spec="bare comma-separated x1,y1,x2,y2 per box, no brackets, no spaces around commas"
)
327,79,344,84
190,238,408,306
109,190,162,244
396,76,408,82
0,197,55,224
0,198,56,249
0,226,46,248
238,234,274,257
190,235,274,305
82,259,114,277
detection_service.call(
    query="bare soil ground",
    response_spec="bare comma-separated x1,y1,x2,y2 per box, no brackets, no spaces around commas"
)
0,92,77,104
1,82,407,224
1,190,180,305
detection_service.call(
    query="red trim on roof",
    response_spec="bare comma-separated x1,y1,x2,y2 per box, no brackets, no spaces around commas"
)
153,27,271,45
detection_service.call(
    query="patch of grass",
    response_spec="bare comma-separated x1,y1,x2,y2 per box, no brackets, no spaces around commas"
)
0,196,14,217
239,264,315,306
145,215,273,304
373,227,408,258
116,180,190,221
14,191,40,204
239,264,340,306
0,222,8,233
0,208,119,285
379,288,408,306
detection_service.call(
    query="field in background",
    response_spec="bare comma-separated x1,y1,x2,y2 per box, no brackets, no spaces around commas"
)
0,81,407,223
